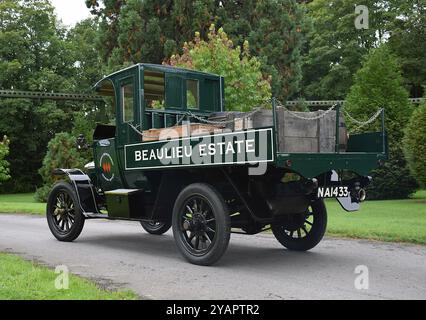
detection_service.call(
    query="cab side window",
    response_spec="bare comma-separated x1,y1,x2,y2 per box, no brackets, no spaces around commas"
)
122,83,134,123
186,79,199,109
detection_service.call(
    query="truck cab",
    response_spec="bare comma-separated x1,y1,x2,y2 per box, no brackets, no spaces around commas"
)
92,64,225,192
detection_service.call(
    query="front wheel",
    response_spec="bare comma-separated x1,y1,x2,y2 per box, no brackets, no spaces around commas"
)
140,220,171,235
271,199,327,251
172,183,231,266
46,181,85,242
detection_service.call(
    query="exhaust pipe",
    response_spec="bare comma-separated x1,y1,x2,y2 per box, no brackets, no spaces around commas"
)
358,188,366,202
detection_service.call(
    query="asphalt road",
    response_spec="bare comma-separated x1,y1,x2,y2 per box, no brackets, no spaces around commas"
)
0,214,425,300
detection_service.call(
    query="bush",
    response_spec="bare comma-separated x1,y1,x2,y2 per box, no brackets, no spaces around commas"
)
345,45,417,199
403,98,426,188
0,136,10,183
34,184,52,203
367,146,418,200
36,132,86,202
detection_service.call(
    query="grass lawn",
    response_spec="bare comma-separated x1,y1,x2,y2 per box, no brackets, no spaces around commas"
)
0,253,137,300
0,191,425,245
326,192,426,244
0,193,45,215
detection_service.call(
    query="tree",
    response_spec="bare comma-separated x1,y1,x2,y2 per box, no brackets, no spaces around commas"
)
301,0,398,100
217,0,308,101
345,46,412,142
403,98,426,188
345,45,417,199
0,0,73,192
387,0,426,98
86,0,307,100
0,136,10,183
66,19,104,93
168,25,271,112
0,1,102,192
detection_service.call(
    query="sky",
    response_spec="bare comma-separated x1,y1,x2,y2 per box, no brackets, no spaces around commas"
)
50,0,92,27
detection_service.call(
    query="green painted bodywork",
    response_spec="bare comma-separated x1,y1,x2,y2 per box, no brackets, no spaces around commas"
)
275,151,387,179
92,64,388,194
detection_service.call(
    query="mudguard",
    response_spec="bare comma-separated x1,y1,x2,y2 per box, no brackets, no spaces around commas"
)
53,168,101,216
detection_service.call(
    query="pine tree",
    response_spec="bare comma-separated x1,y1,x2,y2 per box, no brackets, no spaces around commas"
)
345,45,417,199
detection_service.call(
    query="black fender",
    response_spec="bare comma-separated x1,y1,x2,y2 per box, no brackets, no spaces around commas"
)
53,169,101,216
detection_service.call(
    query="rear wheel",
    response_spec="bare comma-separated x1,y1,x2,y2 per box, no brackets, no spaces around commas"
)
140,220,171,235
271,199,327,251
172,183,231,266
46,181,85,242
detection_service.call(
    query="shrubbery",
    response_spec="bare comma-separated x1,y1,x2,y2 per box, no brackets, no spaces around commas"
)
0,136,10,183
403,98,426,188
345,45,418,199
34,132,87,202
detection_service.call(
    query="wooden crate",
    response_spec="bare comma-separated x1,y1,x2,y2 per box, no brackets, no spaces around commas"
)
142,124,222,142
202,109,347,153
250,108,348,153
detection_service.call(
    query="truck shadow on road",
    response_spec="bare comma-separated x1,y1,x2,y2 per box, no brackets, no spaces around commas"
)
76,231,359,268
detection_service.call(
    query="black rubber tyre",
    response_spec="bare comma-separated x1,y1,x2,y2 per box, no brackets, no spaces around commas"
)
46,181,85,242
172,183,231,266
140,220,172,235
271,199,327,251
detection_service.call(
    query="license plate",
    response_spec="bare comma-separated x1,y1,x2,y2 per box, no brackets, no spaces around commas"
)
317,186,350,198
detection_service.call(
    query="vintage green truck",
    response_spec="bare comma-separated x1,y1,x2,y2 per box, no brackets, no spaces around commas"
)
46,64,388,265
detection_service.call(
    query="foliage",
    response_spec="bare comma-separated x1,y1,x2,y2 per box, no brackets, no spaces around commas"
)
168,25,271,112
345,45,417,199
86,0,307,100
302,0,426,100
403,98,426,188
387,1,426,98
301,0,389,100
0,136,10,183
65,19,104,93
36,132,87,202
0,0,102,192
71,111,98,163
345,46,412,141
34,185,52,203
366,146,418,200
217,0,308,101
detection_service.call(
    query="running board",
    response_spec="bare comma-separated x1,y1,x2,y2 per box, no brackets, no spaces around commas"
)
84,212,109,219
